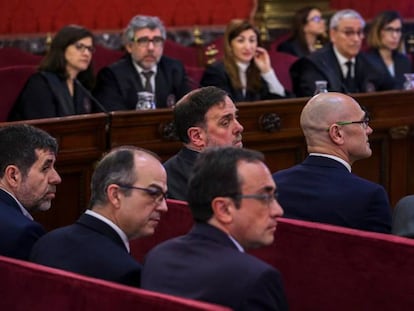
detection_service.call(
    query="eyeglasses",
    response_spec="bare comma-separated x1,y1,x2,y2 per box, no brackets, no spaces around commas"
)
326,118,370,131
336,29,364,38
234,191,279,206
132,36,165,48
117,184,167,204
382,27,402,35
74,42,95,53
308,16,323,23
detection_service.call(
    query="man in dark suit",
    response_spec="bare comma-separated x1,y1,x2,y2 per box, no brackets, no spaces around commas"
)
93,15,190,110
0,124,61,260
164,86,244,201
290,9,395,97
30,146,168,287
273,92,391,233
142,147,288,311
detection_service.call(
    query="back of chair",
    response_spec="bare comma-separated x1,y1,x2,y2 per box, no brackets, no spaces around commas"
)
268,50,298,92
0,65,36,121
392,195,414,237
164,40,200,67
130,199,194,262
0,47,42,67
0,255,230,311
93,44,124,74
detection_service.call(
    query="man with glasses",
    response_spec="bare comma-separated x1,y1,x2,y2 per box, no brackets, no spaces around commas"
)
94,15,190,110
30,146,168,287
273,92,391,233
142,146,288,311
290,9,395,97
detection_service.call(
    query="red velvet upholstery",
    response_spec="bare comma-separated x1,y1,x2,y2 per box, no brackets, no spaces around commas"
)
185,66,205,90
93,44,124,74
0,47,42,68
0,65,36,121
164,39,200,68
130,199,193,262
268,51,298,92
0,255,231,311
131,199,414,310
250,218,414,311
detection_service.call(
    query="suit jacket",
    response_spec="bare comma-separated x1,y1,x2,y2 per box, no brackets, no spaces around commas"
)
141,223,288,311
290,44,396,97
30,213,141,287
200,61,289,102
163,147,199,201
277,39,308,58
273,155,392,233
0,189,45,260
364,49,411,90
93,54,190,110
8,72,95,121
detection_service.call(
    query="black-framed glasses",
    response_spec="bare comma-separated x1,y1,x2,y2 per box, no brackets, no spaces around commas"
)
234,191,279,206
117,184,167,204
308,16,323,23
382,27,402,35
326,118,370,131
74,42,95,53
132,36,165,48
336,29,364,38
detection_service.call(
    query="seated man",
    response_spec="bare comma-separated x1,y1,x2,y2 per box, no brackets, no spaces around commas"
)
0,124,61,260
93,15,190,110
30,146,168,287
290,9,395,97
164,86,244,201
273,92,392,233
142,147,288,311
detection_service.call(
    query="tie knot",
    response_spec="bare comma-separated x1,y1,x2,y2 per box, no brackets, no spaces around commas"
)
142,71,153,79
345,61,353,69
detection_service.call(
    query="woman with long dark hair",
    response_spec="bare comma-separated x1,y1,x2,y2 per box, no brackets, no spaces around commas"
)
9,25,97,120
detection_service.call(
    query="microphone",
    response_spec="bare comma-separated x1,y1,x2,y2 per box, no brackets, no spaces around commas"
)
74,79,108,114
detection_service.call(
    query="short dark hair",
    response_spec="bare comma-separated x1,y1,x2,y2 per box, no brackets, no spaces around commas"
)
0,124,58,178
173,86,228,143
39,24,95,89
89,146,159,208
187,146,264,222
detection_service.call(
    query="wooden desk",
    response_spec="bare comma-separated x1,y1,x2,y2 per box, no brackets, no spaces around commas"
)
2,91,413,230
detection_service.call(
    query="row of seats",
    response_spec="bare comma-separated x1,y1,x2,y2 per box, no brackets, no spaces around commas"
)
131,199,414,310
0,254,230,311
0,0,254,34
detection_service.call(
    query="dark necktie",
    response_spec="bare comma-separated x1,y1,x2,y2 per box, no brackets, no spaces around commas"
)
344,61,356,93
142,71,154,93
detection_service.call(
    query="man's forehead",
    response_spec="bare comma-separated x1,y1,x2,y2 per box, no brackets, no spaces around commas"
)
206,100,237,118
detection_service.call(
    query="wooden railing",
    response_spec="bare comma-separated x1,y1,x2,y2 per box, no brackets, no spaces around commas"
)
3,90,413,231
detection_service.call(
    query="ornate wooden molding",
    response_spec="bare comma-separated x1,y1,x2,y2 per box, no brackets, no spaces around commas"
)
159,120,178,141
259,112,281,132
389,125,410,139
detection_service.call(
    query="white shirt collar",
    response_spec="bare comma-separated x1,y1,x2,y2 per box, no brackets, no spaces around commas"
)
309,153,352,172
85,209,130,252
333,46,355,76
228,234,245,252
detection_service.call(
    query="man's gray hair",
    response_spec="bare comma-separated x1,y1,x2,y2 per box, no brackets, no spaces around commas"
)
329,9,365,29
123,15,166,45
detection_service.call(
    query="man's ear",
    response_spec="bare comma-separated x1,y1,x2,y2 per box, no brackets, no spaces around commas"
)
187,126,205,149
4,165,21,187
107,184,122,209
328,125,345,145
211,197,233,224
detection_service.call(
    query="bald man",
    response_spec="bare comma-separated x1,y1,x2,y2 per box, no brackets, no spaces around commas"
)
273,92,391,233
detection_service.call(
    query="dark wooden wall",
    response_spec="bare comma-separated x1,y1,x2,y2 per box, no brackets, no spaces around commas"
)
4,90,413,231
